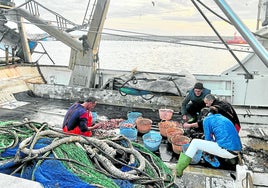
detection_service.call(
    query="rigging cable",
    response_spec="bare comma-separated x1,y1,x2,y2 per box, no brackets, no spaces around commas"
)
192,0,253,79
0,16,253,53
0,0,258,59
0,10,253,54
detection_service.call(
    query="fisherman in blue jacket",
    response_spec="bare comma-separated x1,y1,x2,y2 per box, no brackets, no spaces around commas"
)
181,82,211,123
176,106,242,177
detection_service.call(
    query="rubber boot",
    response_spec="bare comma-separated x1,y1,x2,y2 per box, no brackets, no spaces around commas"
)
175,152,192,177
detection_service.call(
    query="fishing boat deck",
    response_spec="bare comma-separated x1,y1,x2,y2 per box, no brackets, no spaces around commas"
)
0,91,268,187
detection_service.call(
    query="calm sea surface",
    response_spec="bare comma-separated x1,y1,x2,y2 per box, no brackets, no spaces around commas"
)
31,39,249,75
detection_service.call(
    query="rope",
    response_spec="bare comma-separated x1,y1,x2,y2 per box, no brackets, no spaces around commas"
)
118,75,155,100
0,120,176,188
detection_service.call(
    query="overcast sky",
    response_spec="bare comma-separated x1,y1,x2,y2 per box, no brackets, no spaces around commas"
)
14,0,261,36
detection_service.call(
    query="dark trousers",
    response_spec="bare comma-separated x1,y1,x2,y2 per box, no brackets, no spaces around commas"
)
186,102,206,118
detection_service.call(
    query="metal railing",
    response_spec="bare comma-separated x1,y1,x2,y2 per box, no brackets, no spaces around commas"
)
13,0,95,32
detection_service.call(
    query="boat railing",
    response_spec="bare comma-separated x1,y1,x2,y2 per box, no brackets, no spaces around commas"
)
7,0,97,33
0,0,14,8
195,74,233,102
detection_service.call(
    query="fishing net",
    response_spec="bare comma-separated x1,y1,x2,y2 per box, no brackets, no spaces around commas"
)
34,156,96,188
0,120,177,188
132,142,175,184
103,71,196,96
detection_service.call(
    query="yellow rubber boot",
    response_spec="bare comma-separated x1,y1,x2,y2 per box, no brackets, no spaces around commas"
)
175,152,192,177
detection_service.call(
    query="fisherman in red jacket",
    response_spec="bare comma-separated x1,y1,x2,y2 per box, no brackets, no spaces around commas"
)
62,97,99,136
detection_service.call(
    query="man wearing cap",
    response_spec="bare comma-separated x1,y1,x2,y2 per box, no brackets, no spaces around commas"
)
62,97,99,137
181,82,211,123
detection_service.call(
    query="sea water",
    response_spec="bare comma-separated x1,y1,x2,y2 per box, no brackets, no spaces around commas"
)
28,39,249,75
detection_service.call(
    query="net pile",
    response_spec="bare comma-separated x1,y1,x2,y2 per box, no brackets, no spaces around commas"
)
0,121,176,188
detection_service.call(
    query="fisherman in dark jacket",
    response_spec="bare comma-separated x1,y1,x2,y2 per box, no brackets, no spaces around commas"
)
181,82,211,123
183,94,241,133
204,94,240,132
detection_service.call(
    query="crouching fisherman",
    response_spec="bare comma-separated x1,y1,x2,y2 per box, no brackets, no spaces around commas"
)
62,97,99,137
176,106,242,177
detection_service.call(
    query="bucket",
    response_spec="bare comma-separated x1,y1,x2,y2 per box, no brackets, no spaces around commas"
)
142,131,162,152
120,127,137,141
166,127,184,143
136,117,152,134
171,135,190,154
127,112,142,120
159,109,174,121
182,143,203,164
158,121,175,137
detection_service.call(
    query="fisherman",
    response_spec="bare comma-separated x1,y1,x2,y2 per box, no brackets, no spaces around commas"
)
183,94,241,132
62,97,99,136
176,107,242,177
180,82,211,123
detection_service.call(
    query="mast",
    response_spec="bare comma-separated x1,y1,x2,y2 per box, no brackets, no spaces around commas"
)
68,0,110,88
16,16,32,63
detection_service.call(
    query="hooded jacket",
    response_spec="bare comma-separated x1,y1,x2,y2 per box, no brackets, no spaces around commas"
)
203,113,242,151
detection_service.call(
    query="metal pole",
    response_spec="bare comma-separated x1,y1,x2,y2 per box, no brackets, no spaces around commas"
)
5,45,8,65
256,0,262,30
12,46,16,64
214,0,268,68
16,15,32,63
